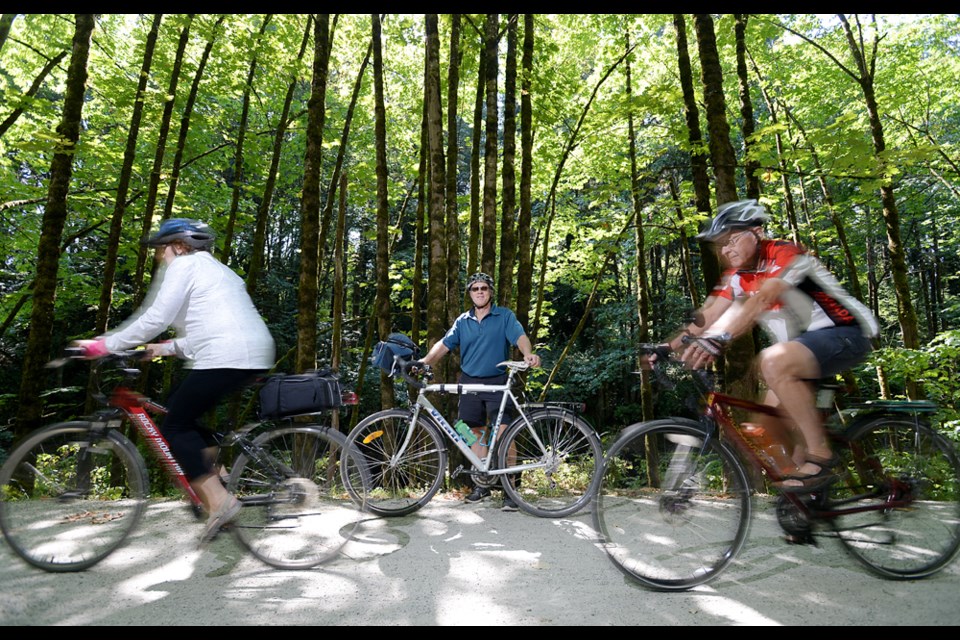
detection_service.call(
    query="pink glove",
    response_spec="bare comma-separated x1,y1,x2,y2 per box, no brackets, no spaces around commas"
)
76,339,110,359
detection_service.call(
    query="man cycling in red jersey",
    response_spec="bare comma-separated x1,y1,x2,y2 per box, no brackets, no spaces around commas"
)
661,199,879,491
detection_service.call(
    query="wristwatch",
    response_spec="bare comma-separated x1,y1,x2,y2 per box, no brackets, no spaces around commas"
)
709,332,732,343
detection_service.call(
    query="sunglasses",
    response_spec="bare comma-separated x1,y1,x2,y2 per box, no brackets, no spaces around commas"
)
469,285,490,292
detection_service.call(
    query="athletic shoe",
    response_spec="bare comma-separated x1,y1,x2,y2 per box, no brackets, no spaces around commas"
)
464,486,491,503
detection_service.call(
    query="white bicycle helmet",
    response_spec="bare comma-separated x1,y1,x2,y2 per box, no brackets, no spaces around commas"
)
466,272,494,291
695,200,770,241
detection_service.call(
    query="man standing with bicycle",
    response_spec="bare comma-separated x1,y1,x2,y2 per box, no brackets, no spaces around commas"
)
417,272,541,511
664,200,878,492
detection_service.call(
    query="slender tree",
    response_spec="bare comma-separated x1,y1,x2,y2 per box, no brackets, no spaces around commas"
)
220,15,272,265
498,15,518,309
424,15,448,350
247,16,312,296
694,13,756,395
133,14,194,303
373,13,393,408
481,13,500,277
15,14,95,438
161,15,226,220
295,13,330,374
515,14,535,331
445,14,463,329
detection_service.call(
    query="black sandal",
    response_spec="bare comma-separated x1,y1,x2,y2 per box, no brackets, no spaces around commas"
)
777,452,840,493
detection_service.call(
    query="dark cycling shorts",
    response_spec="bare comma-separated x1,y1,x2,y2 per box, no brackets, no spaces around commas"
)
794,325,872,378
457,372,514,428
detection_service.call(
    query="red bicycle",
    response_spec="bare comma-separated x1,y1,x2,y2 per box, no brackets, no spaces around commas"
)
593,342,960,591
0,349,367,572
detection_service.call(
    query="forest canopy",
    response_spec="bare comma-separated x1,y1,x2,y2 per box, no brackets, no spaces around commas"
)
1,14,958,460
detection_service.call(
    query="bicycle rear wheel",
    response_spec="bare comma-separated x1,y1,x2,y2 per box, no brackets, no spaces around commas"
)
227,425,366,569
497,407,602,517
0,421,148,572
827,416,960,579
339,409,447,517
593,419,752,591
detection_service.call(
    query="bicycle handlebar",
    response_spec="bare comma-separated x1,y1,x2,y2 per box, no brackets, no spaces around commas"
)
637,341,716,396
46,346,152,370
396,357,431,389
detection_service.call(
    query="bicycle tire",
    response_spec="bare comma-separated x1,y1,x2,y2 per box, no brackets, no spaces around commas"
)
340,409,447,517
497,407,602,518
593,419,752,591
0,421,148,572
226,425,367,569
827,415,960,579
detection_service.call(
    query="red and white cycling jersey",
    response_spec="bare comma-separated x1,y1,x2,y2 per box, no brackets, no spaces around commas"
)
709,239,879,343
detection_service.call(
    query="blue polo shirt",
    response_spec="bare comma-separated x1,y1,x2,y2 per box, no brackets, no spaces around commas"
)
441,304,526,377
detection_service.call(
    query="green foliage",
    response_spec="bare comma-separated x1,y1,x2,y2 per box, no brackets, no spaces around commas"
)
0,14,958,481
870,331,960,441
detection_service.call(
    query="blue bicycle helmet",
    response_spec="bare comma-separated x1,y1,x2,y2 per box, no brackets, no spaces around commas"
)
142,218,216,251
695,200,770,242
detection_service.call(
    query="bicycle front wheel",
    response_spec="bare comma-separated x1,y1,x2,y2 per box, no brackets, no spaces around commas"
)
340,409,447,517
227,425,366,570
498,407,602,517
0,421,148,572
828,416,960,579
593,419,752,591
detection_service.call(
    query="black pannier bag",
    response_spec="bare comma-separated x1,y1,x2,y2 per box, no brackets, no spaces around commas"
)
371,332,420,376
258,368,343,419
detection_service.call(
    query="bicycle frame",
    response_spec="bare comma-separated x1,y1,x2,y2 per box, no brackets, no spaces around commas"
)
404,363,552,477
95,383,203,508
702,388,921,519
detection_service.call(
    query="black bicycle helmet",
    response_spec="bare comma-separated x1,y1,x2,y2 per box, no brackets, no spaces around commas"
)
695,199,770,241
466,272,494,291
142,218,216,251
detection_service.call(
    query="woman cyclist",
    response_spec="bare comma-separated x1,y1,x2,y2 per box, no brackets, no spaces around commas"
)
75,218,276,541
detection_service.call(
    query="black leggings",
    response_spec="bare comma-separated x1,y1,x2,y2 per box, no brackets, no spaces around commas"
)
162,368,262,481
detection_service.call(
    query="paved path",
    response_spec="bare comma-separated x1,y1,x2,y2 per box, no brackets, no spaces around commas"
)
2,494,958,626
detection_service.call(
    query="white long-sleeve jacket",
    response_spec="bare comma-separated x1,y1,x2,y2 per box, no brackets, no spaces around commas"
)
103,251,275,370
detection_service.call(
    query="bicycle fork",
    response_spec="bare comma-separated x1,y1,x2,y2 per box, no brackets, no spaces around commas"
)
660,432,709,516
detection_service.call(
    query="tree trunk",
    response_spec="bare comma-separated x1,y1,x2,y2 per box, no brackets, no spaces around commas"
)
694,13,757,397
425,15,448,352
0,14,15,54
161,15,225,220
248,17,311,296
95,14,161,336
734,14,760,201
295,14,330,374
481,13,499,278
515,14,535,331
841,17,921,353
498,15,518,309
133,14,193,303
373,14,393,409
467,42,484,279
625,28,654,421
331,171,348,438
220,15,271,266
16,14,95,438
0,49,67,138
445,14,463,334
673,15,719,291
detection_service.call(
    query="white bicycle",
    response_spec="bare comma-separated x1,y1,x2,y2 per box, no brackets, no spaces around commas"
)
340,353,602,518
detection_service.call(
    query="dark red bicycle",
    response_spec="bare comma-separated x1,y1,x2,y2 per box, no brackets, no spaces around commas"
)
593,342,960,591
0,349,367,572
